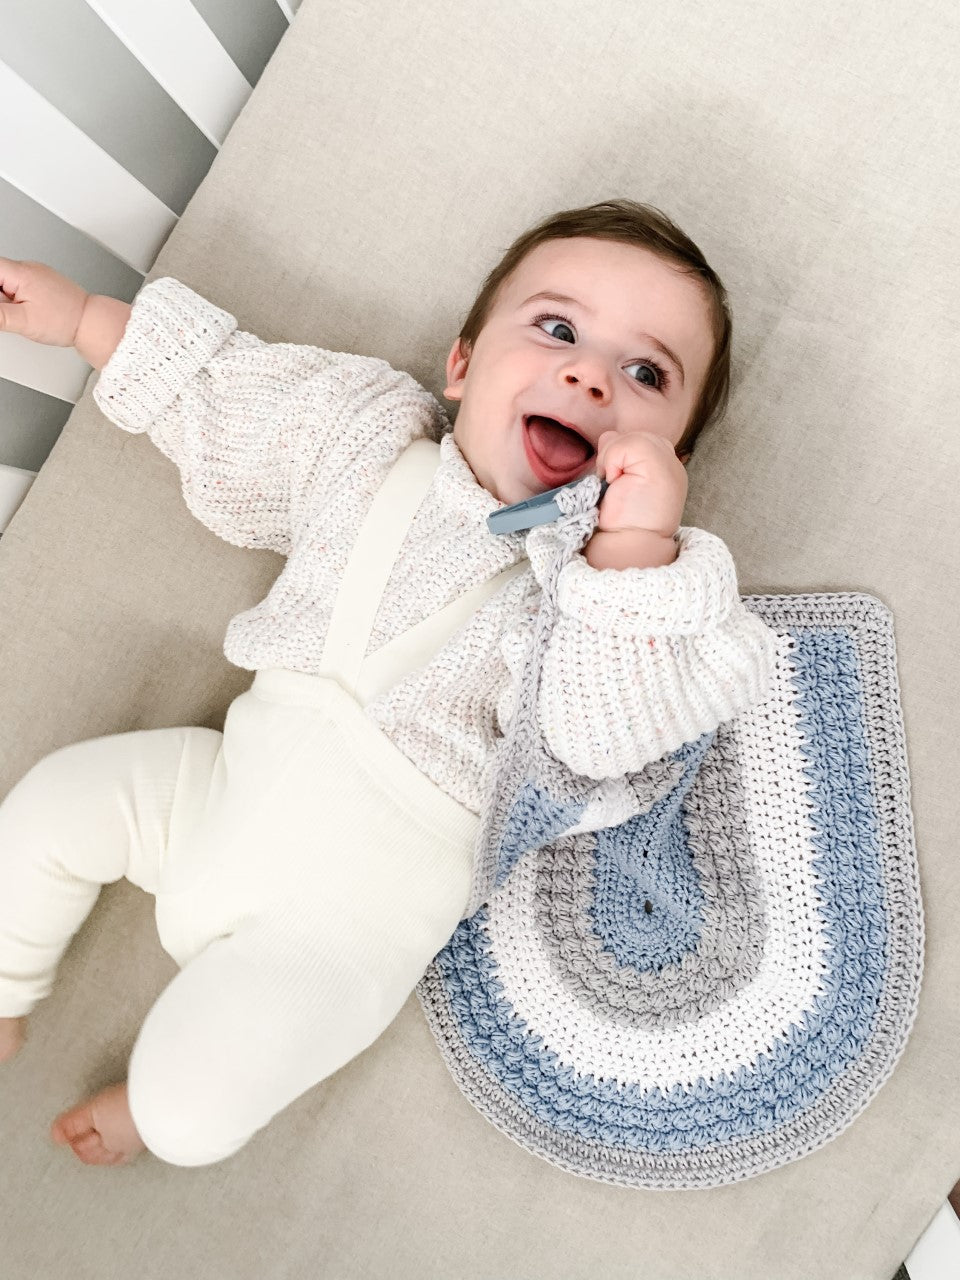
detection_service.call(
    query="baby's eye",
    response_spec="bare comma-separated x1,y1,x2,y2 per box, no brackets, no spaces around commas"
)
533,311,669,391
626,361,665,390
535,314,575,343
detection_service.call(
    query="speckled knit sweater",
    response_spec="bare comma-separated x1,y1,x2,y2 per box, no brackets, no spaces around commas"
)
92,276,779,813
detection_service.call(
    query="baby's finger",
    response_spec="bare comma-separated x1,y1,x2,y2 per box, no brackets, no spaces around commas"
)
0,258,29,336
595,430,623,482
0,293,28,337
600,430,657,485
0,256,26,300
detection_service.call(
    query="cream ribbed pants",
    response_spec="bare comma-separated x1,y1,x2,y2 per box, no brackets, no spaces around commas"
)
0,438,526,1167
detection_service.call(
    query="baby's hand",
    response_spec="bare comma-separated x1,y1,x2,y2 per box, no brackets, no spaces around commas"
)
593,430,688,539
0,258,89,348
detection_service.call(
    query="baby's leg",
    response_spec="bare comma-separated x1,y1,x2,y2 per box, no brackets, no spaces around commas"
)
123,921,332,1167
0,725,222,1054
122,903,444,1168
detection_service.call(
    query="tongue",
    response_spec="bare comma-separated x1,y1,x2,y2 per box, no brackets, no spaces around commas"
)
526,416,591,471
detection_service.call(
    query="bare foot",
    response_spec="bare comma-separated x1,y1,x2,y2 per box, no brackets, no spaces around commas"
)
50,1081,146,1166
0,1015,26,1063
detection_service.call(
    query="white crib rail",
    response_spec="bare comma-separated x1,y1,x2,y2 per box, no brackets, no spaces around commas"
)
0,462,35,535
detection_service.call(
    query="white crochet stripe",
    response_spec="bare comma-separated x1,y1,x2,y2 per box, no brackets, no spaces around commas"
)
483,630,832,1090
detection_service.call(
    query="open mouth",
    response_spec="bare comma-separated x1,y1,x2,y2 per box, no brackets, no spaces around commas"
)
522,415,596,488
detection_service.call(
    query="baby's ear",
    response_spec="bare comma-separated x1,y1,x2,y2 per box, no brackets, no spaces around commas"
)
443,337,469,402
678,451,691,467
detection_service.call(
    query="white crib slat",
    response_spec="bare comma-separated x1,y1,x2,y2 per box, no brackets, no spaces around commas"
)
0,463,36,536
85,0,253,148
0,60,176,275
0,333,92,406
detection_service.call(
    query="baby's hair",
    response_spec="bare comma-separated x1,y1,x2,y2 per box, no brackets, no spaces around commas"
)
457,199,732,460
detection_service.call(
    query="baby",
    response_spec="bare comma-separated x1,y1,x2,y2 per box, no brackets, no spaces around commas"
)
0,199,777,1168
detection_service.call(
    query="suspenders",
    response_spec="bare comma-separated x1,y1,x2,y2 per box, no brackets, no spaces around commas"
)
317,438,528,707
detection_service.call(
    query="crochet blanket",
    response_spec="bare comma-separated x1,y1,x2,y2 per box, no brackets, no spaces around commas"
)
416,474,924,1190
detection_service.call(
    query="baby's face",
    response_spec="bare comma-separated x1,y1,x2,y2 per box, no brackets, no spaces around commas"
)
444,237,716,505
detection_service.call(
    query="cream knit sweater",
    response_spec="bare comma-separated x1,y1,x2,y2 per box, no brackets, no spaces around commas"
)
92,277,778,810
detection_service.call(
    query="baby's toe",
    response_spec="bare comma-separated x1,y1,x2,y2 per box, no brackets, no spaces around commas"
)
51,1107,124,1165
50,1100,95,1146
70,1130,126,1166
51,1085,144,1166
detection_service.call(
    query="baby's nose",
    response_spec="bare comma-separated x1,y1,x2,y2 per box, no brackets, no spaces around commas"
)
564,372,606,399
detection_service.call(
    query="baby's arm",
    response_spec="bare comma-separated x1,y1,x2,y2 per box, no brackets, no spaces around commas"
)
2,261,437,555
74,292,132,369
87,277,433,556
503,525,780,781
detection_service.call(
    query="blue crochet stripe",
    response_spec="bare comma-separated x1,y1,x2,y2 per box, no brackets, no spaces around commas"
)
434,624,889,1151
493,781,586,891
591,739,712,971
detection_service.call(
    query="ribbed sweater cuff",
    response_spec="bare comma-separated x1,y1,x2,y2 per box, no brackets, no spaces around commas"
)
556,526,741,636
92,277,237,434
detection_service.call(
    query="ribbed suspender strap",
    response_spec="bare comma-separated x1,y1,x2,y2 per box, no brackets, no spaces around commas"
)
318,438,530,704
352,558,528,706
319,437,442,692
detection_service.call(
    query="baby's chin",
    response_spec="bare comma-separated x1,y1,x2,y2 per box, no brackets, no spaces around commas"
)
487,468,539,507
454,422,542,506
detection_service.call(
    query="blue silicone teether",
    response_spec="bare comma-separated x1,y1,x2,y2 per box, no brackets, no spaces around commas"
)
487,475,609,535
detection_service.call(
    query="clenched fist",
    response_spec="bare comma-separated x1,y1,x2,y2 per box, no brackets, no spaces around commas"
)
0,258,89,348
594,429,688,540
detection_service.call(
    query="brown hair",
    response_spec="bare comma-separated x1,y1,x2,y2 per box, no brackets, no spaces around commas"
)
456,199,732,460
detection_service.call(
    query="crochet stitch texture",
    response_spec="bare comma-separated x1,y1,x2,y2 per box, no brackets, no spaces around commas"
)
417,478,924,1189
93,276,779,817
88,277,922,1188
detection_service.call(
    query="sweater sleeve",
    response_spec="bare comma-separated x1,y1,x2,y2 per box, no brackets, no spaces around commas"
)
92,276,393,556
519,525,780,780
